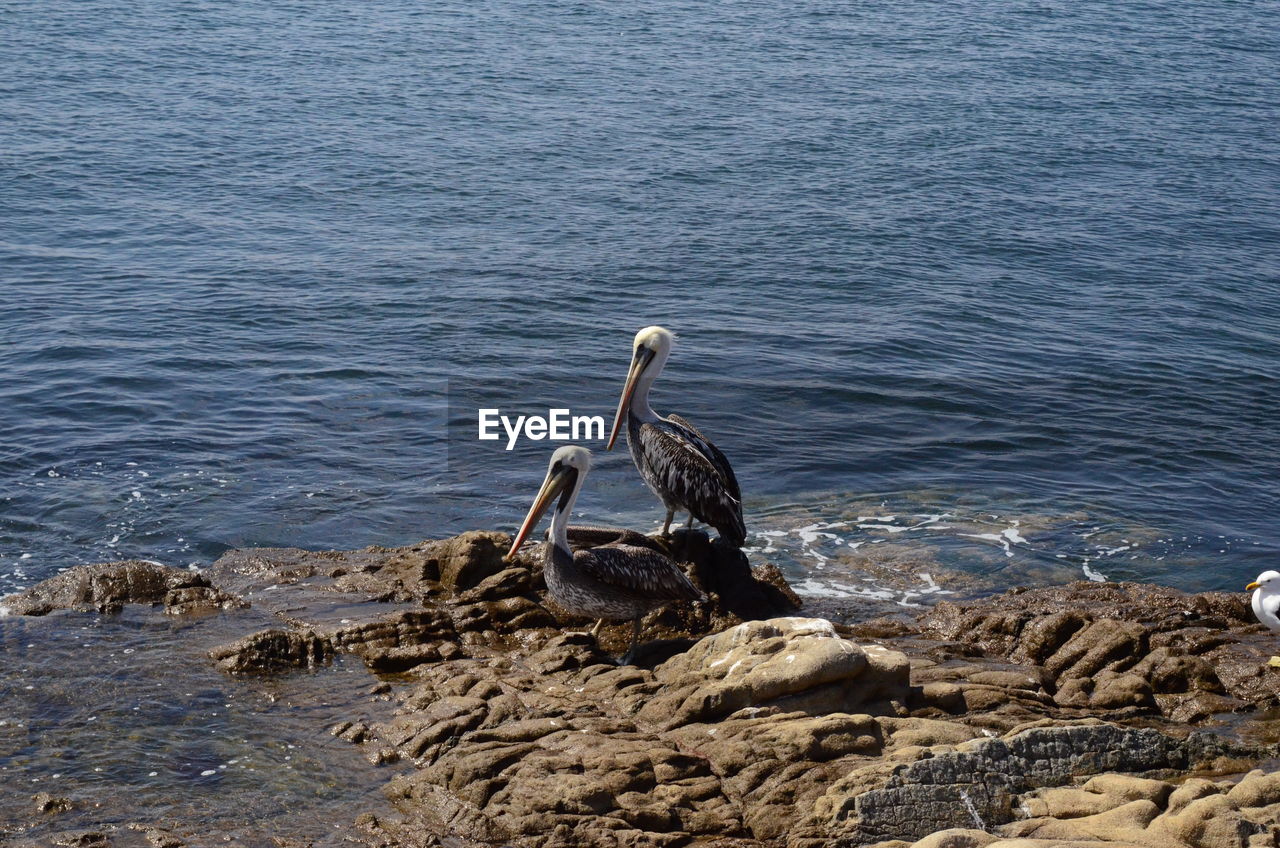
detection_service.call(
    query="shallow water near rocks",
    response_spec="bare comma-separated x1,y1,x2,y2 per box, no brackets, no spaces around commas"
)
0,606,401,844
740,490,1267,622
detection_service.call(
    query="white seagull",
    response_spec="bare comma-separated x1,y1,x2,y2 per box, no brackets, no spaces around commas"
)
1246,570,1280,667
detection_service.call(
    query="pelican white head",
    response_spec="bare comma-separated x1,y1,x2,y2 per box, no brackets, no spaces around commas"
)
505,445,591,561
607,326,675,449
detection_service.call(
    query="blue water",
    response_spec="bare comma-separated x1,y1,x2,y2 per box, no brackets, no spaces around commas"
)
2,0,1278,598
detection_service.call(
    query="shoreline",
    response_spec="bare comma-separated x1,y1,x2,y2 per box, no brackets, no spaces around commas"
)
2,529,1278,847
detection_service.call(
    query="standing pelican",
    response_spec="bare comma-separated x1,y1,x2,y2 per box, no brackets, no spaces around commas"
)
1246,571,1280,667
505,445,704,662
606,326,746,547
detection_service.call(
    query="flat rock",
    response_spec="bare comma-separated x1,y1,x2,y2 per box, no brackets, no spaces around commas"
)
1,560,242,616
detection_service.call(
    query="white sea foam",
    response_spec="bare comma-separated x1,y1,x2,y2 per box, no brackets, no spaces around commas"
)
1082,563,1108,582
792,578,895,602
962,532,1014,557
1002,526,1027,545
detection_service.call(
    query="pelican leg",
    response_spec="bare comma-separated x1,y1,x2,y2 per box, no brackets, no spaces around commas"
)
661,509,675,537
567,618,607,640
685,514,695,530
618,618,643,665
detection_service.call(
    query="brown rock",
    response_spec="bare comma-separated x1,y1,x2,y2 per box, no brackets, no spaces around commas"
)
1153,793,1254,848
208,628,333,674
1226,769,1280,809
910,830,998,848
1,560,241,615
639,618,908,729
33,792,72,814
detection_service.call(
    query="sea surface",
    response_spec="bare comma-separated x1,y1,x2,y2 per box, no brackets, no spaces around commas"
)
3,0,1279,606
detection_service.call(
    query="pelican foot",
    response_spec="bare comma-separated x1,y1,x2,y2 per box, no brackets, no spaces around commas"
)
1267,656,1280,668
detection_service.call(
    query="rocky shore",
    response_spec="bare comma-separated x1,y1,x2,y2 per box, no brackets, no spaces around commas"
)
3,529,1279,848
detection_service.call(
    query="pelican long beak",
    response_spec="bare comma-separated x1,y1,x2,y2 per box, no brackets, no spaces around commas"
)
504,466,573,561
607,347,654,450
1247,581,1262,591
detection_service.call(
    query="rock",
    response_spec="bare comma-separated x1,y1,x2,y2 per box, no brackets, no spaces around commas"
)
333,609,465,672
51,832,111,847
1065,798,1161,841
1226,769,1280,808
208,628,334,674
1,561,242,616
817,723,1257,844
134,827,185,848
33,792,72,814
430,531,511,594
1080,773,1174,805
920,582,1276,717
910,830,998,848
1153,793,1254,848
1166,778,1222,814
638,618,909,729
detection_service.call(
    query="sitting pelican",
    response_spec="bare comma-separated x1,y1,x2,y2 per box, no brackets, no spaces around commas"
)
505,445,704,663
606,326,746,547
1246,571,1280,667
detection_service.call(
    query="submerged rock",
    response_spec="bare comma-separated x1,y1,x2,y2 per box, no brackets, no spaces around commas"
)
208,628,334,674
1,560,243,616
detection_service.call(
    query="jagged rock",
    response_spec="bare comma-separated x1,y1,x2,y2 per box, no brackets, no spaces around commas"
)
208,628,334,674
921,582,1279,717
0,561,243,616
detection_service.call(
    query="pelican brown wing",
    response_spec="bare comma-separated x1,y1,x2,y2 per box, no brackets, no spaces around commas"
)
638,419,746,546
666,413,743,503
577,544,704,602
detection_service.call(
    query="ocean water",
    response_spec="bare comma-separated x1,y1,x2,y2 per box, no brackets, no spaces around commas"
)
2,0,1279,602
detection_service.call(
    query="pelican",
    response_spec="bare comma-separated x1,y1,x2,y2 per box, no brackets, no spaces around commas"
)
1246,571,1280,667
505,445,704,663
606,326,746,547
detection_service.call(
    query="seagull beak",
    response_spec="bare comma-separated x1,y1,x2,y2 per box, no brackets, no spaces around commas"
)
1247,581,1262,591
505,466,572,561
607,347,654,450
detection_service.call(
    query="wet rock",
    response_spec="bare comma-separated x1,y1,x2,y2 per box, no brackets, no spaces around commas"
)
133,827,184,848
1,561,242,616
425,530,511,594
208,628,334,674
51,832,111,848
668,529,801,625
32,792,72,815
332,609,466,672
